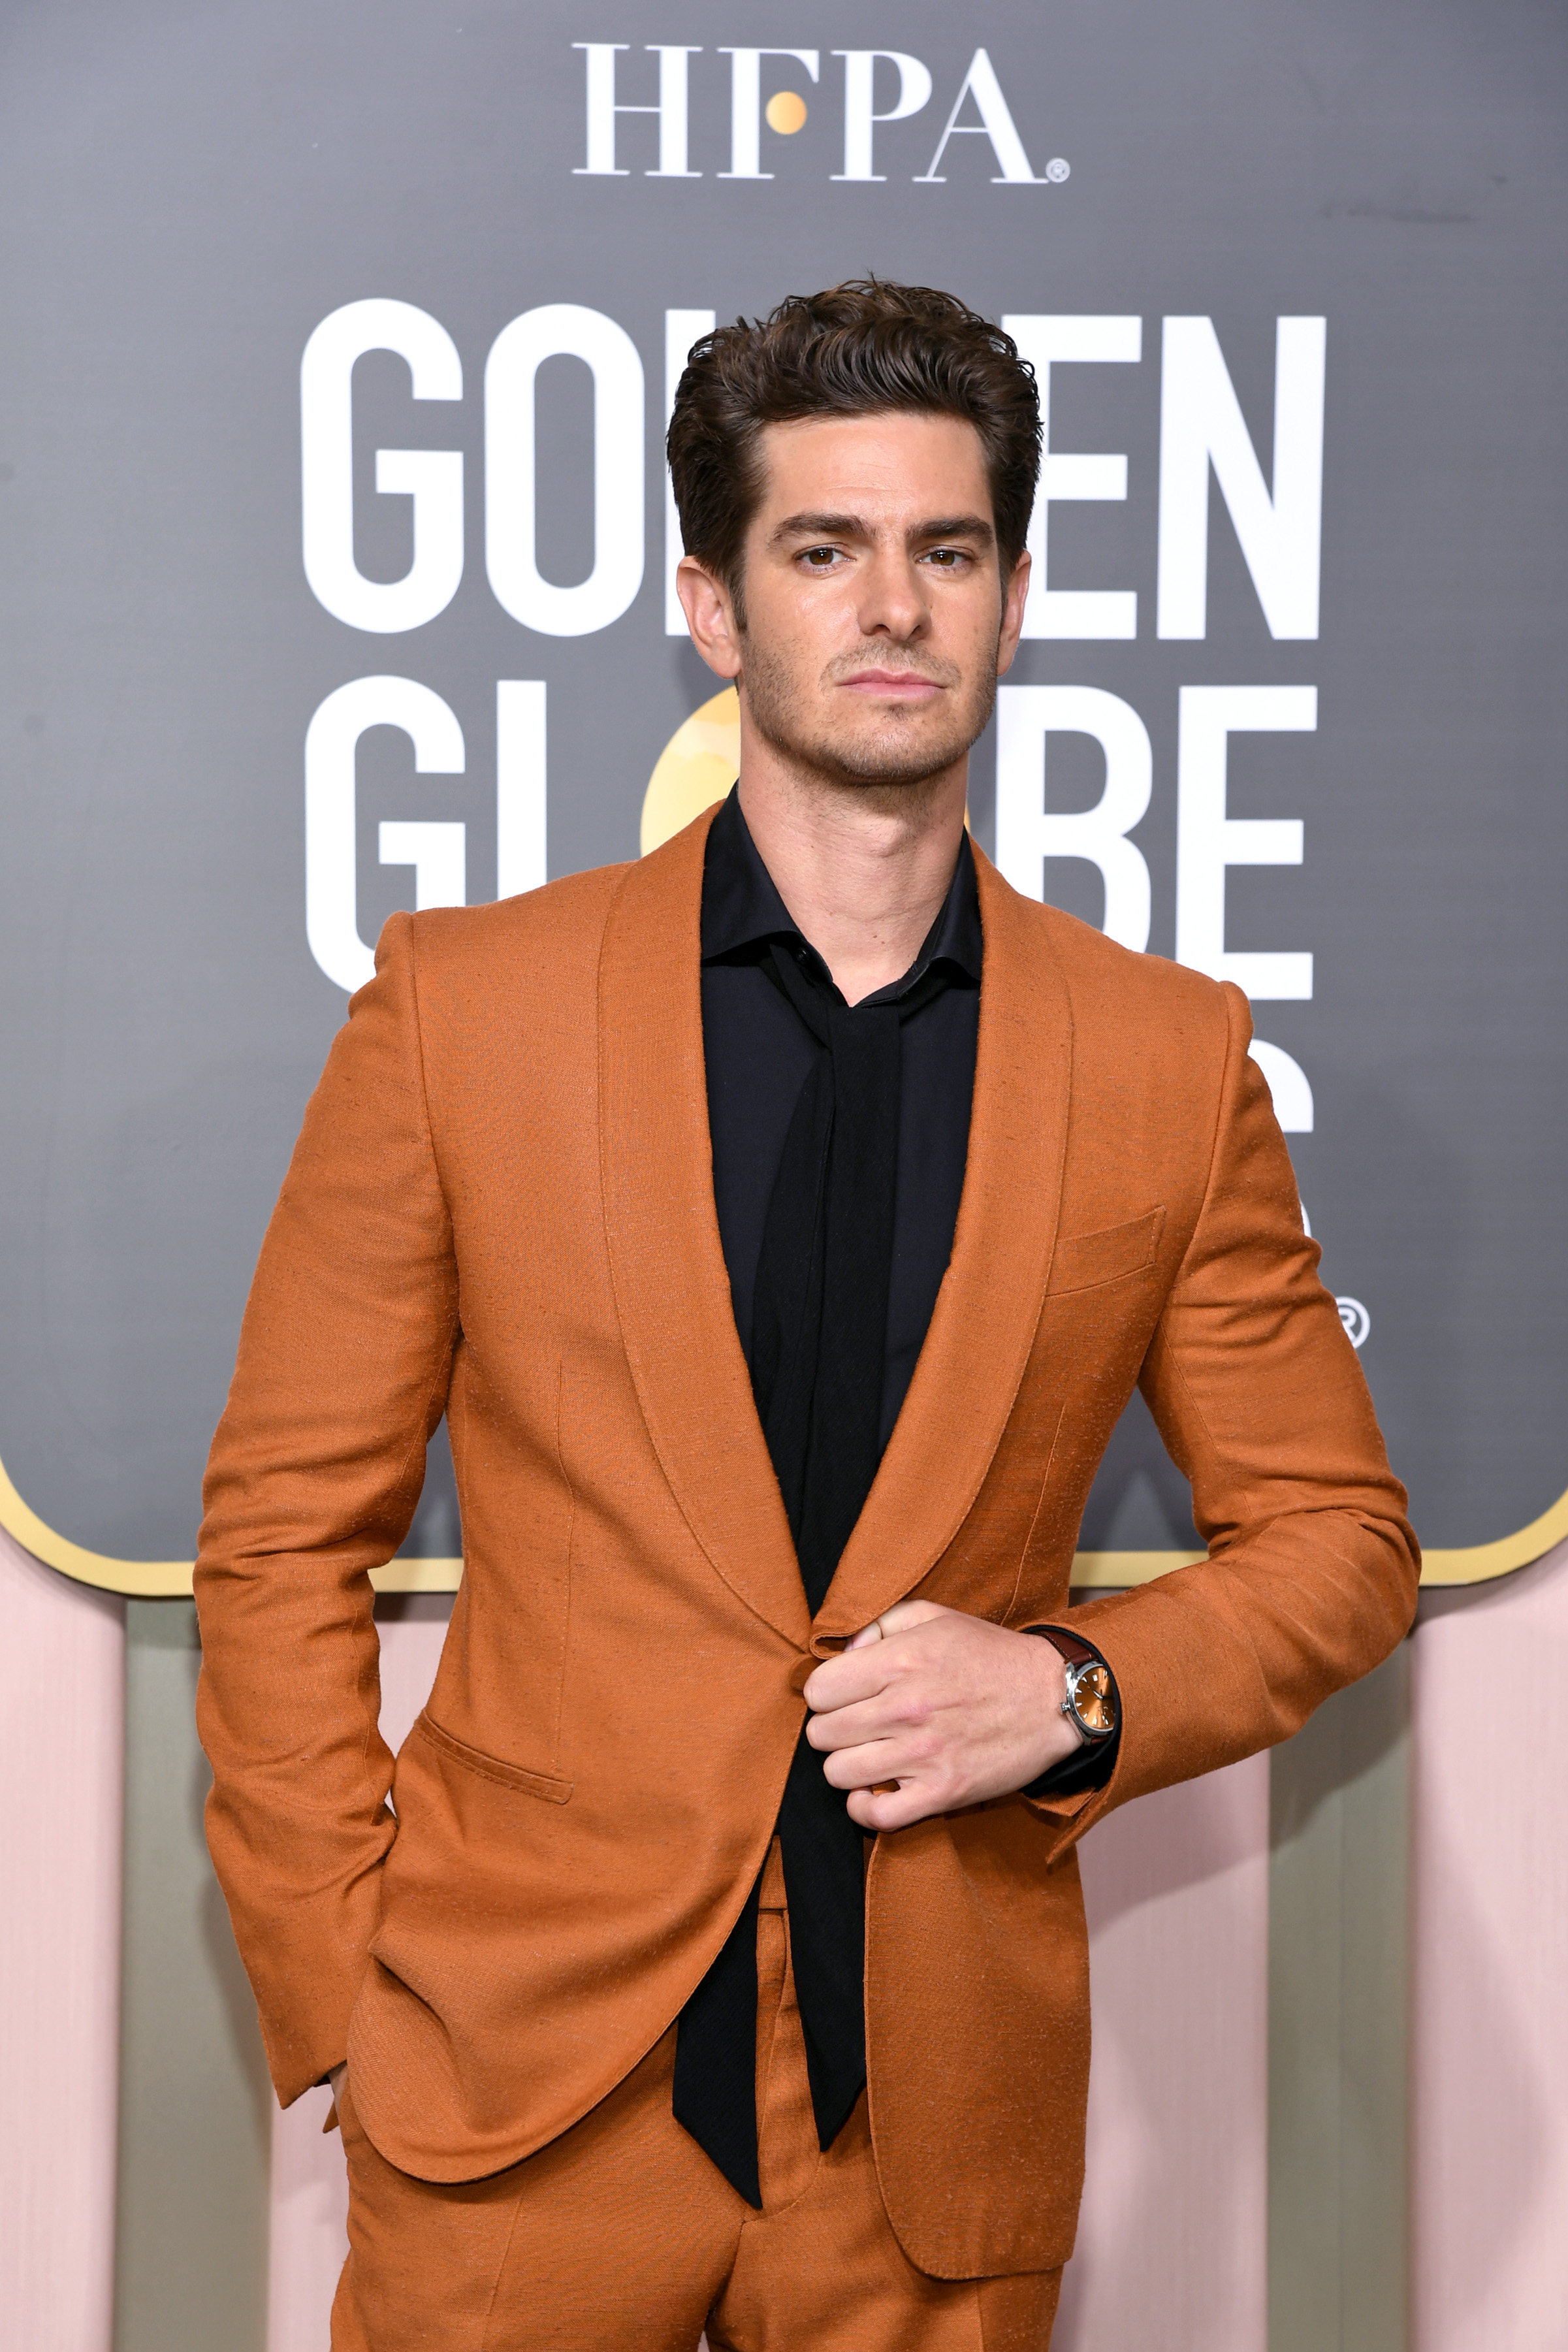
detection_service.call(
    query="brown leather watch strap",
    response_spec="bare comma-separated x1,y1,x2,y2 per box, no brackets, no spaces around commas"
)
1021,1624,1100,1670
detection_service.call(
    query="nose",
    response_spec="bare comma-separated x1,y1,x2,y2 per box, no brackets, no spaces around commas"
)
854,543,929,641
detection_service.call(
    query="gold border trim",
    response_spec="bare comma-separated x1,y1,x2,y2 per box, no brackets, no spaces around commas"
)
1070,1482,1568,1588
0,1449,462,1598
3,1445,1565,1598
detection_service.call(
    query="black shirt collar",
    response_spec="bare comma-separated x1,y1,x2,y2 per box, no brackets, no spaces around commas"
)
700,787,982,1003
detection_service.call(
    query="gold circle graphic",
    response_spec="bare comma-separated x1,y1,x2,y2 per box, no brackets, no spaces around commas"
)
765,89,808,135
641,685,740,855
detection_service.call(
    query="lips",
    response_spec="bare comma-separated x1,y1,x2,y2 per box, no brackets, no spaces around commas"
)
840,670,944,696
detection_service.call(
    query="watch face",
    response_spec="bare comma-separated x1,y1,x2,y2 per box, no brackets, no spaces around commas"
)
1068,1662,1116,1738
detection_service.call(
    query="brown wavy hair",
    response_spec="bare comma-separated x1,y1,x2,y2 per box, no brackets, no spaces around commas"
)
667,280,1040,609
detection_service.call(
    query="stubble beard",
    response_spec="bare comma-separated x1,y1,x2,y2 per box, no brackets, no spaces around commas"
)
736,630,1000,805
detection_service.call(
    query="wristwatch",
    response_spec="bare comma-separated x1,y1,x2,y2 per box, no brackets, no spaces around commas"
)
1023,1625,1119,1745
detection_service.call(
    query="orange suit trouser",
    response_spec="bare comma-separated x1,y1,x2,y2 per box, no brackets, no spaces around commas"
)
330,1844,1062,2352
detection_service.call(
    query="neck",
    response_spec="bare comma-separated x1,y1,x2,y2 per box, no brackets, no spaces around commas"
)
734,733,968,1008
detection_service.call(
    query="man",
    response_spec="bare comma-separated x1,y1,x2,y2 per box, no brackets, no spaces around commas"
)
195,281,1417,2351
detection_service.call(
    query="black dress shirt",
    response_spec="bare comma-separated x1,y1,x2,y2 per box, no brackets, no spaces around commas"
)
673,790,1115,2206
701,788,984,1452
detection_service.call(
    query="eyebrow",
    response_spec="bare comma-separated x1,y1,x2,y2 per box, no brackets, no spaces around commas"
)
769,510,997,548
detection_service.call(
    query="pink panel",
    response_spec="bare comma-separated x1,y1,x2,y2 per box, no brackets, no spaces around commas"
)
1056,1755,1271,2352
0,1530,125,2352
269,2082,349,2352
1413,1537,1568,2352
266,1607,451,2352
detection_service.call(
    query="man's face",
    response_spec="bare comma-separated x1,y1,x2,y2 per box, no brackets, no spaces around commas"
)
717,411,1029,791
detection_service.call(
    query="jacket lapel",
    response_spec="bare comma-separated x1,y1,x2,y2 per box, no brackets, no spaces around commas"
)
813,849,1074,1643
598,809,810,1649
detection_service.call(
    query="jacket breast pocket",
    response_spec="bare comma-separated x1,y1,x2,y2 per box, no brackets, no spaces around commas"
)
411,1709,574,1805
1046,1207,1166,1298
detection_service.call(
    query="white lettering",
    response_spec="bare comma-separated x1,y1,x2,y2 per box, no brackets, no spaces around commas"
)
496,680,547,896
916,49,1043,185
573,44,702,178
1175,684,1317,998
718,49,820,179
832,52,932,182
377,821,466,911
995,685,1153,950
300,300,462,636
1157,316,1326,639
665,308,716,635
485,304,645,637
304,677,465,993
1003,315,1142,639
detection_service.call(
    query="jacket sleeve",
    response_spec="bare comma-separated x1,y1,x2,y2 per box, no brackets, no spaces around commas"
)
1028,980,1420,1858
193,913,458,2103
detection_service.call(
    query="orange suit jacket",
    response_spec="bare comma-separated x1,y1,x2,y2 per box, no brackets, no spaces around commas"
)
195,809,1418,2281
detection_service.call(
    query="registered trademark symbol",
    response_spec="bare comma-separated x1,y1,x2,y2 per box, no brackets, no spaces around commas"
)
1336,1296,1370,1349
1045,157,1070,184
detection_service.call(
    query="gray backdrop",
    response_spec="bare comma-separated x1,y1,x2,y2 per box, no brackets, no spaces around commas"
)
1,0,1563,1564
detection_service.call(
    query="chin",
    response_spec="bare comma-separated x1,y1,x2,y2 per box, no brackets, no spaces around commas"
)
820,723,971,790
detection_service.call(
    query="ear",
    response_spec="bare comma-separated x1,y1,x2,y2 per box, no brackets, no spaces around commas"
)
676,555,743,681
995,547,1032,678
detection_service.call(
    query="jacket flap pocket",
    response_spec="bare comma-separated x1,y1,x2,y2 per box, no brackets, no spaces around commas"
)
1046,1207,1166,1298
412,1711,573,1804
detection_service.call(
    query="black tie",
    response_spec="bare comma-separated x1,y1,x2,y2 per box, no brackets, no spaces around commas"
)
673,941,948,2205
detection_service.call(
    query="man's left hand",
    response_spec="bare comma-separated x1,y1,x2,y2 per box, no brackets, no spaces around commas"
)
802,1600,1083,1831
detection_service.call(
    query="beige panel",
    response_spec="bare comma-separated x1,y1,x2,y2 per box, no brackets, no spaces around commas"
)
1268,1646,1411,2352
114,1601,271,2352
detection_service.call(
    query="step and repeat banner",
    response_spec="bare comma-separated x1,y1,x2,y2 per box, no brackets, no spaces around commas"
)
0,0,1563,1588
